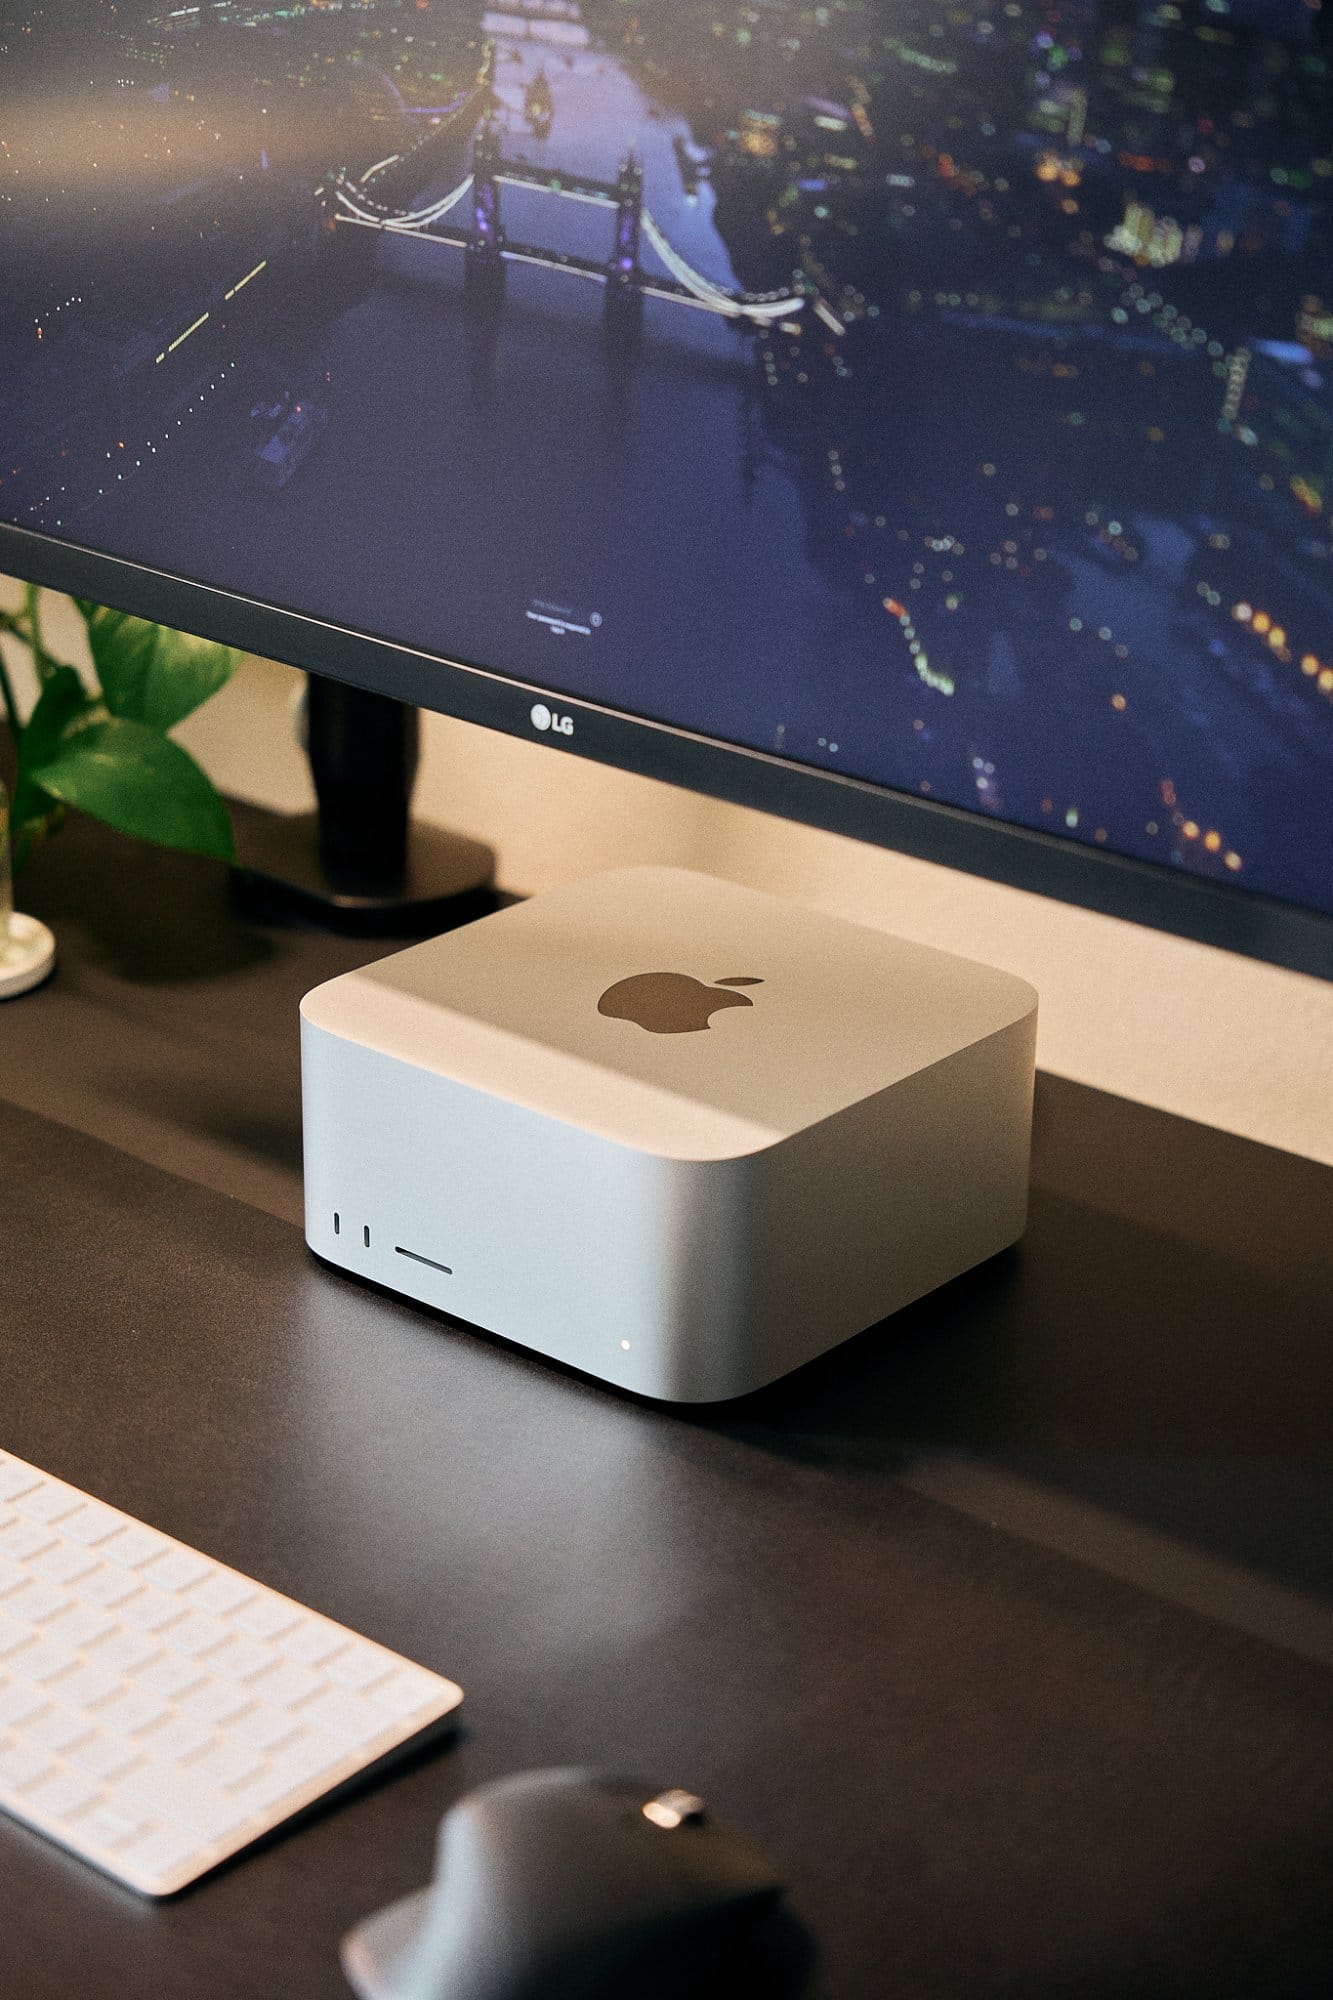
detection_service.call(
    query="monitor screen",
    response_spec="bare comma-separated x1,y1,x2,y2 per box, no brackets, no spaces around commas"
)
2,0,1330,936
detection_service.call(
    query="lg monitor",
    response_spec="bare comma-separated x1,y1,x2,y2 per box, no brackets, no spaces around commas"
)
1,0,1330,977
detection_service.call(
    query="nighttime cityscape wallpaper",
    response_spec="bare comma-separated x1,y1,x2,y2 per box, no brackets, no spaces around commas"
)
1,0,1330,914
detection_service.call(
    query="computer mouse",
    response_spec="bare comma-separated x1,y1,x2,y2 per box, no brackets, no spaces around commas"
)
340,1767,811,2000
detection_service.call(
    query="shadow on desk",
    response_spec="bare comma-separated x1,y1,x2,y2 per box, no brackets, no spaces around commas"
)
724,1151,1333,1660
19,811,276,985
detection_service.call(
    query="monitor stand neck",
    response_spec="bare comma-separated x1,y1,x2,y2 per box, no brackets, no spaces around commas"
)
228,677,496,936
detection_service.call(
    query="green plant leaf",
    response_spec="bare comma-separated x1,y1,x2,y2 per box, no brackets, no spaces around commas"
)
81,605,240,732
9,664,95,830
28,717,236,862
150,623,242,725
81,607,158,716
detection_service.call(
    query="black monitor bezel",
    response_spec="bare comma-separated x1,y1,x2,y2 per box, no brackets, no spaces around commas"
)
2,518,1329,980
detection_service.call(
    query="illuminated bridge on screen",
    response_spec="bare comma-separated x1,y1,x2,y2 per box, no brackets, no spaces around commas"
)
331,123,841,333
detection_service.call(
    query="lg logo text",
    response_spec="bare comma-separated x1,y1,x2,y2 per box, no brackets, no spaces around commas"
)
530,703,574,737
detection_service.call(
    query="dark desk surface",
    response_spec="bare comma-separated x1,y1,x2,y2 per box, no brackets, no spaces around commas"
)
3,817,1332,2000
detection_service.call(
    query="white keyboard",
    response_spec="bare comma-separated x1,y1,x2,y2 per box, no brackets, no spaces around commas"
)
0,1450,463,1897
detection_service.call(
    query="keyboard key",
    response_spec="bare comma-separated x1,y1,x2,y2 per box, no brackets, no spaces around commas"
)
4,1578,73,1627
191,1738,263,1791
101,1526,171,1571
56,1662,122,1711
260,1730,349,1789
300,1686,385,1746
0,1612,31,1658
163,1612,228,1659
29,1542,99,1588
234,1595,302,1643
141,1549,211,1595
13,1484,83,1526
328,1646,394,1694
0,1678,47,1728
87,1627,158,1676
180,1677,252,1728
46,1603,117,1652
96,1686,170,1739
60,1502,123,1547
189,1572,255,1619
138,1712,214,1766
0,1552,27,1597
0,1740,56,1792
371,1667,445,1719
0,1520,57,1563
118,1587,184,1633
206,1635,274,1684
136,1653,205,1702
74,1564,143,1611
77,1801,150,1851
0,1462,43,1502
279,1621,347,1669
8,1636,79,1685
26,1766,100,1822
250,1659,321,1711
226,1704,300,1756
69,1732,141,1783
24,1702,94,1755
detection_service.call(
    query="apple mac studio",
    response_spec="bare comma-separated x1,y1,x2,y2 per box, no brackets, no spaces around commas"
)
301,867,1037,1401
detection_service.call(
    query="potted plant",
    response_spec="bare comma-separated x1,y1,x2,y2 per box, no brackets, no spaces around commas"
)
0,586,239,995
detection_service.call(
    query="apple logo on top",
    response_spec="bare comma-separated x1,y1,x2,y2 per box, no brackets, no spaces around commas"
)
598,972,764,1036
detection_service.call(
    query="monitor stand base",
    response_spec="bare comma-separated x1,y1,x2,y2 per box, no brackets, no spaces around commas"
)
228,802,498,938
227,679,498,938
